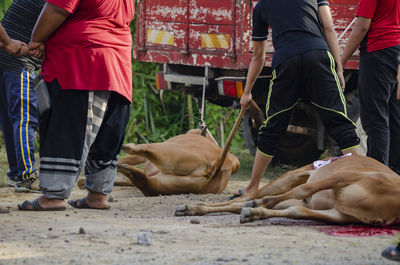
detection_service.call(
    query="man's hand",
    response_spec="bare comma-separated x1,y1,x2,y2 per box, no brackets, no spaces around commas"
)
337,70,345,91
240,93,252,110
28,41,45,59
4,39,28,56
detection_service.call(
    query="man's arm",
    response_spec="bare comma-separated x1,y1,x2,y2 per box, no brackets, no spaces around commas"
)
318,5,345,89
0,24,27,56
340,17,371,67
240,40,267,110
29,2,71,59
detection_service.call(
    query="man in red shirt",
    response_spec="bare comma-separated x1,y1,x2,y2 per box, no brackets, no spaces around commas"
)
341,0,400,175
19,0,135,211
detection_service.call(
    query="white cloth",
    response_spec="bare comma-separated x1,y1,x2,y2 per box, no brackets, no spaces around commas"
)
313,153,352,169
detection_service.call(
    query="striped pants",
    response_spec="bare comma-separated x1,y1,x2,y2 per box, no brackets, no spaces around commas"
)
38,80,130,199
0,70,38,181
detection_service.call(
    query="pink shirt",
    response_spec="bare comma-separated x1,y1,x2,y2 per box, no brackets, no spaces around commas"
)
41,0,135,102
356,0,400,52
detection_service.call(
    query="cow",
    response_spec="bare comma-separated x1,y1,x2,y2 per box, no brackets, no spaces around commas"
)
114,104,263,196
175,155,400,226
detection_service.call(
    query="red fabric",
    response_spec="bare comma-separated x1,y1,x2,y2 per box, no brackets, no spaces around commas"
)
41,0,135,102
356,0,400,52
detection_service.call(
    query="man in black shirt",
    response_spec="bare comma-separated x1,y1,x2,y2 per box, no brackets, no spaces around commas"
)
234,0,362,197
0,0,45,194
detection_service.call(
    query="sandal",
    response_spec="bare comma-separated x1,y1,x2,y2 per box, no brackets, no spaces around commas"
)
68,198,110,210
0,207,10,213
382,243,400,261
18,198,66,211
229,188,243,200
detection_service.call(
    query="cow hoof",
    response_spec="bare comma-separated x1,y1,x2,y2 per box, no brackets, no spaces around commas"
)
175,205,191,216
240,207,255,224
244,200,257,208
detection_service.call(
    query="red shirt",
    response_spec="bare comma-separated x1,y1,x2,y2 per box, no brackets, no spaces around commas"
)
356,0,400,52
41,0,135,102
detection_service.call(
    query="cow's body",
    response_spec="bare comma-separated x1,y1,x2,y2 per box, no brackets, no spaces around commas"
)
117,129,240,196
176,155,400,225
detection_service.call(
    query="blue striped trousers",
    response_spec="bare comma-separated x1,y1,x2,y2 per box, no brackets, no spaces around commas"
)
0,69,38,181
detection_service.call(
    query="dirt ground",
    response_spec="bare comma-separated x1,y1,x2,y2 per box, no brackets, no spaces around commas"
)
0,177,397,265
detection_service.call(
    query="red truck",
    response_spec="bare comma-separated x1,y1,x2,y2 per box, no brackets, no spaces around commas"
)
133,0,365,165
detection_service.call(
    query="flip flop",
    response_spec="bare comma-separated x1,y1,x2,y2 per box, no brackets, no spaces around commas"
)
382,244,400,261
229,188,243,200
18,199,66,211
68,198,110,210
0,207,10,213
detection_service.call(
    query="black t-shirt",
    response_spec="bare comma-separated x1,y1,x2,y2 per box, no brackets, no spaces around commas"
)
0,0,45,73
252,0,329,68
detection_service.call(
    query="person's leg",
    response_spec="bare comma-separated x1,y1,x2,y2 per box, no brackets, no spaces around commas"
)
389,82,400,174
0,70,19,184
358,49,396,164
70,92,130,209
238,56,302,196
6,70,40,192
19,80,90,209
305,50,361,155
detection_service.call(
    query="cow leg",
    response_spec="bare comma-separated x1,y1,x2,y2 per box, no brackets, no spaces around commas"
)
195,167,313,209
118,155,146,165
246,173,343,209
117,164,156,196
252,168,313,198
175,201,247,216
240,206,358,224
174,169,314,216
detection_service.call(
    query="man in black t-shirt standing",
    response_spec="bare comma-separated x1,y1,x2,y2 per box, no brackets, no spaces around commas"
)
0,0,45,194
233,0,362,198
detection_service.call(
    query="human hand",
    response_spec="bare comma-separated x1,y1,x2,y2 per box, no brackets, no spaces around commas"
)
28,41,45,59
4,39,27,56
337,71,345,91
240,92,252,110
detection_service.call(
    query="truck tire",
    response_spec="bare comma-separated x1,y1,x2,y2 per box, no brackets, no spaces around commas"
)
241,112,323,165
274,134,323,165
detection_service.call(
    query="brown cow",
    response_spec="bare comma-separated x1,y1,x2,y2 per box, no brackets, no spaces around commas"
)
175,155,400,226
115,105,258,196
116,128,240,196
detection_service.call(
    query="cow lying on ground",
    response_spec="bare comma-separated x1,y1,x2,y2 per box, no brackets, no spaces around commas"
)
175,155,400,225
116,128,240,196
115,102,264,196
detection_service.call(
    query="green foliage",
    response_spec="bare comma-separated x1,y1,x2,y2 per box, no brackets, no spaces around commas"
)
126,61,195,144
0,0,12,19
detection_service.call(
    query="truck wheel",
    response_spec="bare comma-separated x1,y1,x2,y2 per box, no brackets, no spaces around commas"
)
274,134,323,165
241,113,323,165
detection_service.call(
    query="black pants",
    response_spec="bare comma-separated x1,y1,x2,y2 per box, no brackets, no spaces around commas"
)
257,49,360,157
359,45,400,174
39,80,130,199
